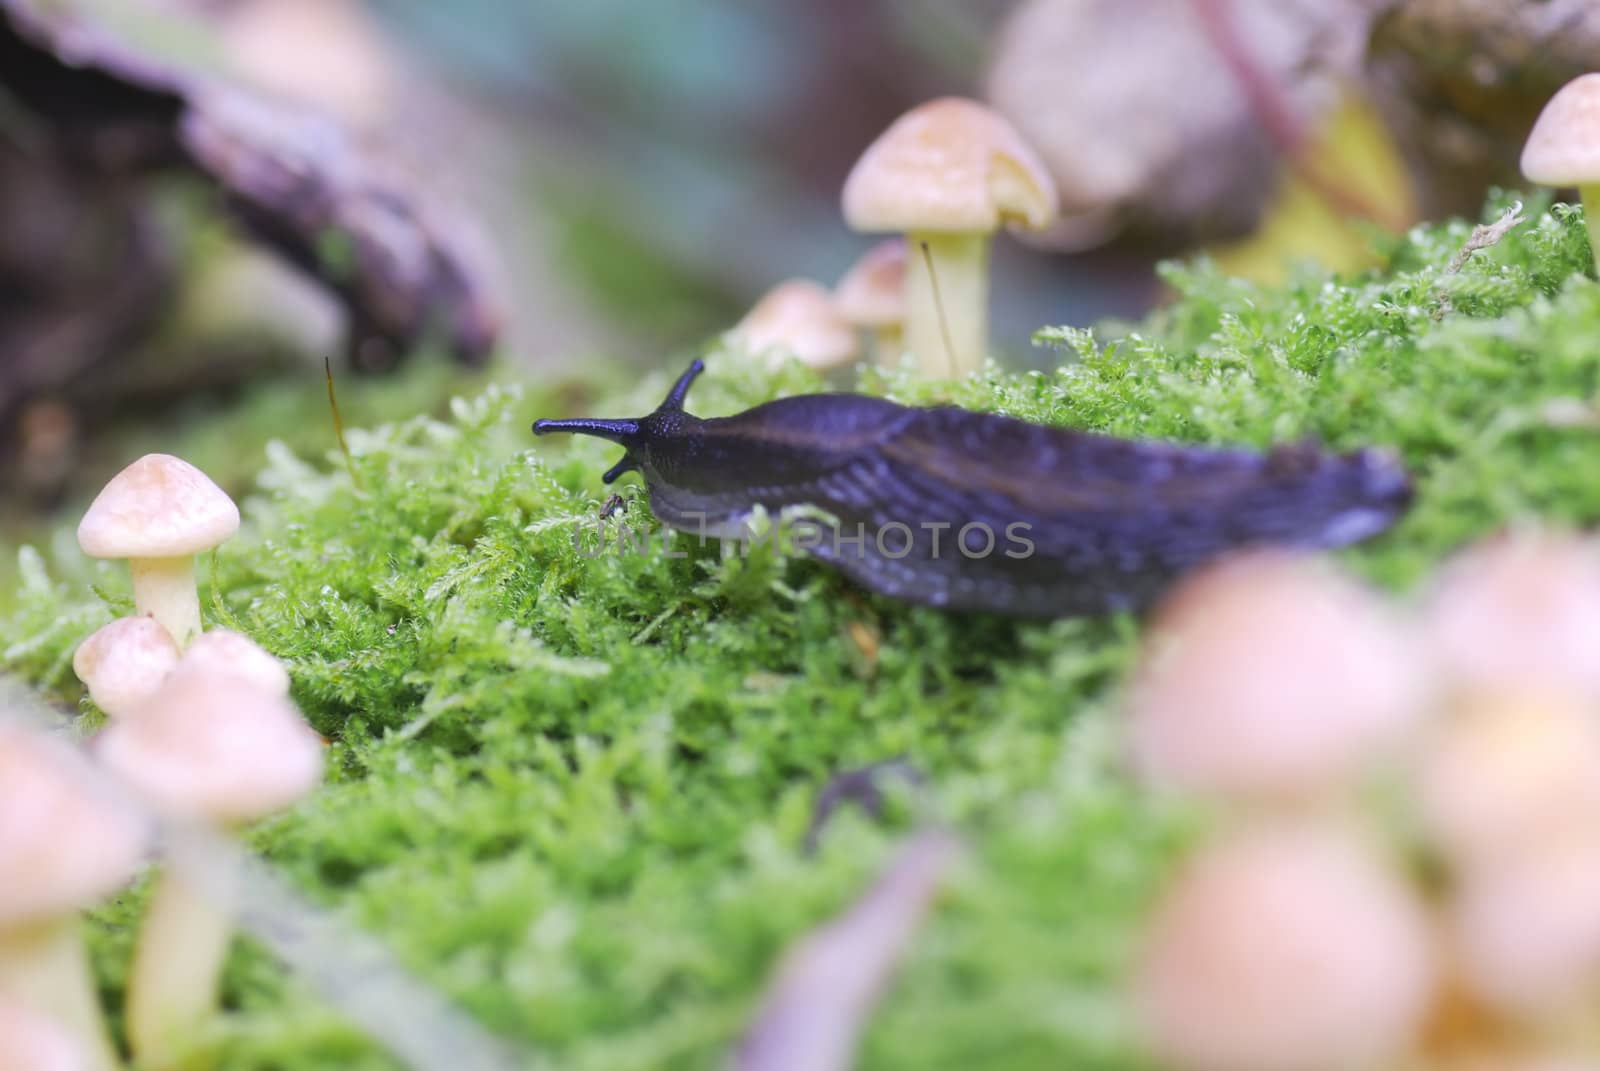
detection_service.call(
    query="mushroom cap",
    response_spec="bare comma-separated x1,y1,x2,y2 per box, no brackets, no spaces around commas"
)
1137,821,1433,1071
1129,552,1425,802
832,239,907,328
97,668,323,825
1450,825,1600,1016
0,999,87,1071
842,97,1058,235
77,454,240,560
1424,530,1600,704
0,725,149,926
729,280,859,371
72,616,181,718
1522,74,1600,186
174,629,290,697
1420,695,1600,868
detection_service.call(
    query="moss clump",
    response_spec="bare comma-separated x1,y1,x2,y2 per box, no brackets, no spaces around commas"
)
4,194,1600,1069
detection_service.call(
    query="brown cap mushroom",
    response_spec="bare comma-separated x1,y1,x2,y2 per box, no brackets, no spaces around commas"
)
729,280,859,372
832,240,907,366
842,97,1056,378
1521,73,1600,269
72,617,181,720
0,724,148,1071
77,455,240,649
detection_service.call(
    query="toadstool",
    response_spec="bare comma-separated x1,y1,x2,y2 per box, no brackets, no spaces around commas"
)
96,668,322,1069
0,997,88,1071
1128,552,1425,804
1522,73,1600,270
832,239,907,366
0,724,149,1071
1136,820,1433,1071
841,97,1057,378
172,629,290,697
72,616,181,719
77,454,240,649
729,279,859,372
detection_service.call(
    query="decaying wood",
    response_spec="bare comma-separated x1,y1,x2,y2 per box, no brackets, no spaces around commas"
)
0,0,500,376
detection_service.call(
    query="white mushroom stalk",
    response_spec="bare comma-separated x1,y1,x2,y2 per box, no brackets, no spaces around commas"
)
77,454,240,649
842,98,1057,379
0,725,149,1071
96,668,322,1070
833,239,908,366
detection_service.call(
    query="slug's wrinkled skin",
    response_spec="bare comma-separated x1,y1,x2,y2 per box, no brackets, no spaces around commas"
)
533,361,1413,617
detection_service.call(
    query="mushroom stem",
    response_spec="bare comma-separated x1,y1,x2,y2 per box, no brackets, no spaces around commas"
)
903,232,988,379
0,918,121,1071
871,325,905,368
1581,185,1600,271
128,557,202,649
126,864,237,1070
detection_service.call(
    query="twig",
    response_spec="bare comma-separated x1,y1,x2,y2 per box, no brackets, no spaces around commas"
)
1188,0,1408,232
1444,200,1525,275
731,828,962,1071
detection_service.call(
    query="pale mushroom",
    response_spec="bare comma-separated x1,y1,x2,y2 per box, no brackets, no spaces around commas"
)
832,239,907,365
729,280,859,371
1136,820,1433,1071
96,669,323,1069
1128,552,1425,803
1423,530,1600,705
72,616,180,719
172,629,290,697
0,998,87,1071
1521,73,1600,269
1449,825,1600,1019
0,724,149,1071
1418,695,1600,868
842,97,1057,378
77,455,240,649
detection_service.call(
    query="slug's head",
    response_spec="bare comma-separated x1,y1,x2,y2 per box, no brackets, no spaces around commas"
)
532,359,705,483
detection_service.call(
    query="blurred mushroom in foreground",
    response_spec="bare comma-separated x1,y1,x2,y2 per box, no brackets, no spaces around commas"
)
1136,819,1433,1071
0,724,148,1071
97,669,323,1070
1422,530,1600,706
842,98,1057,378
1128,552,1424,805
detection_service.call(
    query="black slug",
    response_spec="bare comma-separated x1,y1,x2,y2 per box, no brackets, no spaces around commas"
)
532,360,1412,617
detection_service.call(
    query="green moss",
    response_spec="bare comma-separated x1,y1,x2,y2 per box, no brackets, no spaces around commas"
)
4,194,1600,1068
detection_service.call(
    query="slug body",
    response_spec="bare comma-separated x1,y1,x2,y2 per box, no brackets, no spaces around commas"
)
533,361,1412,617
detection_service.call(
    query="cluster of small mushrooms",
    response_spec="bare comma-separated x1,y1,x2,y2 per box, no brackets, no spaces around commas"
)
1129,532,1600,1071
1,453,323,1071
730,97,1058,378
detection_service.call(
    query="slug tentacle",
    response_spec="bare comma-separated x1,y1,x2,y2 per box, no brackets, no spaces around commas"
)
532,361,1413,617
